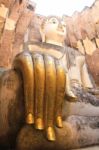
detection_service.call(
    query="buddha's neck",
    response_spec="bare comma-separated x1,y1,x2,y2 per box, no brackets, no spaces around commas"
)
46,39,64,47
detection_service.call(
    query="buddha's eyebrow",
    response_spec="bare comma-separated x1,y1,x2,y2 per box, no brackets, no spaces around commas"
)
48,17,58,21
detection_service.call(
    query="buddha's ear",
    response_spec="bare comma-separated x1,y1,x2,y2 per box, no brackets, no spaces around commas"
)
62,15,66,22
62,15,67,27
40,27,46,42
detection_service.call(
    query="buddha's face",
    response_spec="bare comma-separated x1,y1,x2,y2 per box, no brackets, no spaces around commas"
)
40,16,66,46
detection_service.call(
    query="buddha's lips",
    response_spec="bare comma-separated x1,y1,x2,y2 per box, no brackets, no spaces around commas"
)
57,29,65,36
57,28,64,32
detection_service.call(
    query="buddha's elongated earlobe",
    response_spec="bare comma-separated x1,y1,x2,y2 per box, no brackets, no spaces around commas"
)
40,28,46,42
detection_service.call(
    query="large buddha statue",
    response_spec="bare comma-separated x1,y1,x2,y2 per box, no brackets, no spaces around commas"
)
11,15,98,145
13,16,77,142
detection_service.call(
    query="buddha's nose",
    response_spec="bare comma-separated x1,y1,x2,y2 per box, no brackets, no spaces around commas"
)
58,23,64,32
58,23,63,29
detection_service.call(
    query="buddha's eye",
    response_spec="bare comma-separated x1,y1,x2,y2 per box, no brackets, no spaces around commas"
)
49,18,58,24
52,20,56,24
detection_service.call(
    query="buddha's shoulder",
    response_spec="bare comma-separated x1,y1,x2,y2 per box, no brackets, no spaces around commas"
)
24,41,65,59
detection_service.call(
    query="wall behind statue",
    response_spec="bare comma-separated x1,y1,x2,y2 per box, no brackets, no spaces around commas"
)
0,0,35,68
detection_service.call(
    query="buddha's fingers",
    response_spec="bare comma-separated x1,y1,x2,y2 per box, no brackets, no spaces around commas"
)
44,55,56,141
13,51,34,124
32,53,45,130
55,59,66,128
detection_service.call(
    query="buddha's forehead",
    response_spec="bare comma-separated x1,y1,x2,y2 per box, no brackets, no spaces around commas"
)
45,16,62,23
47,16,61,20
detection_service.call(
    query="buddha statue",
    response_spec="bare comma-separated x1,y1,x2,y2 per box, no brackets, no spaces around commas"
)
13,16,77,142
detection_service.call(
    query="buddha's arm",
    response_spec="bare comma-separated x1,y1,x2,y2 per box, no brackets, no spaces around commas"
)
81,63,93,88
75,55,93,88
